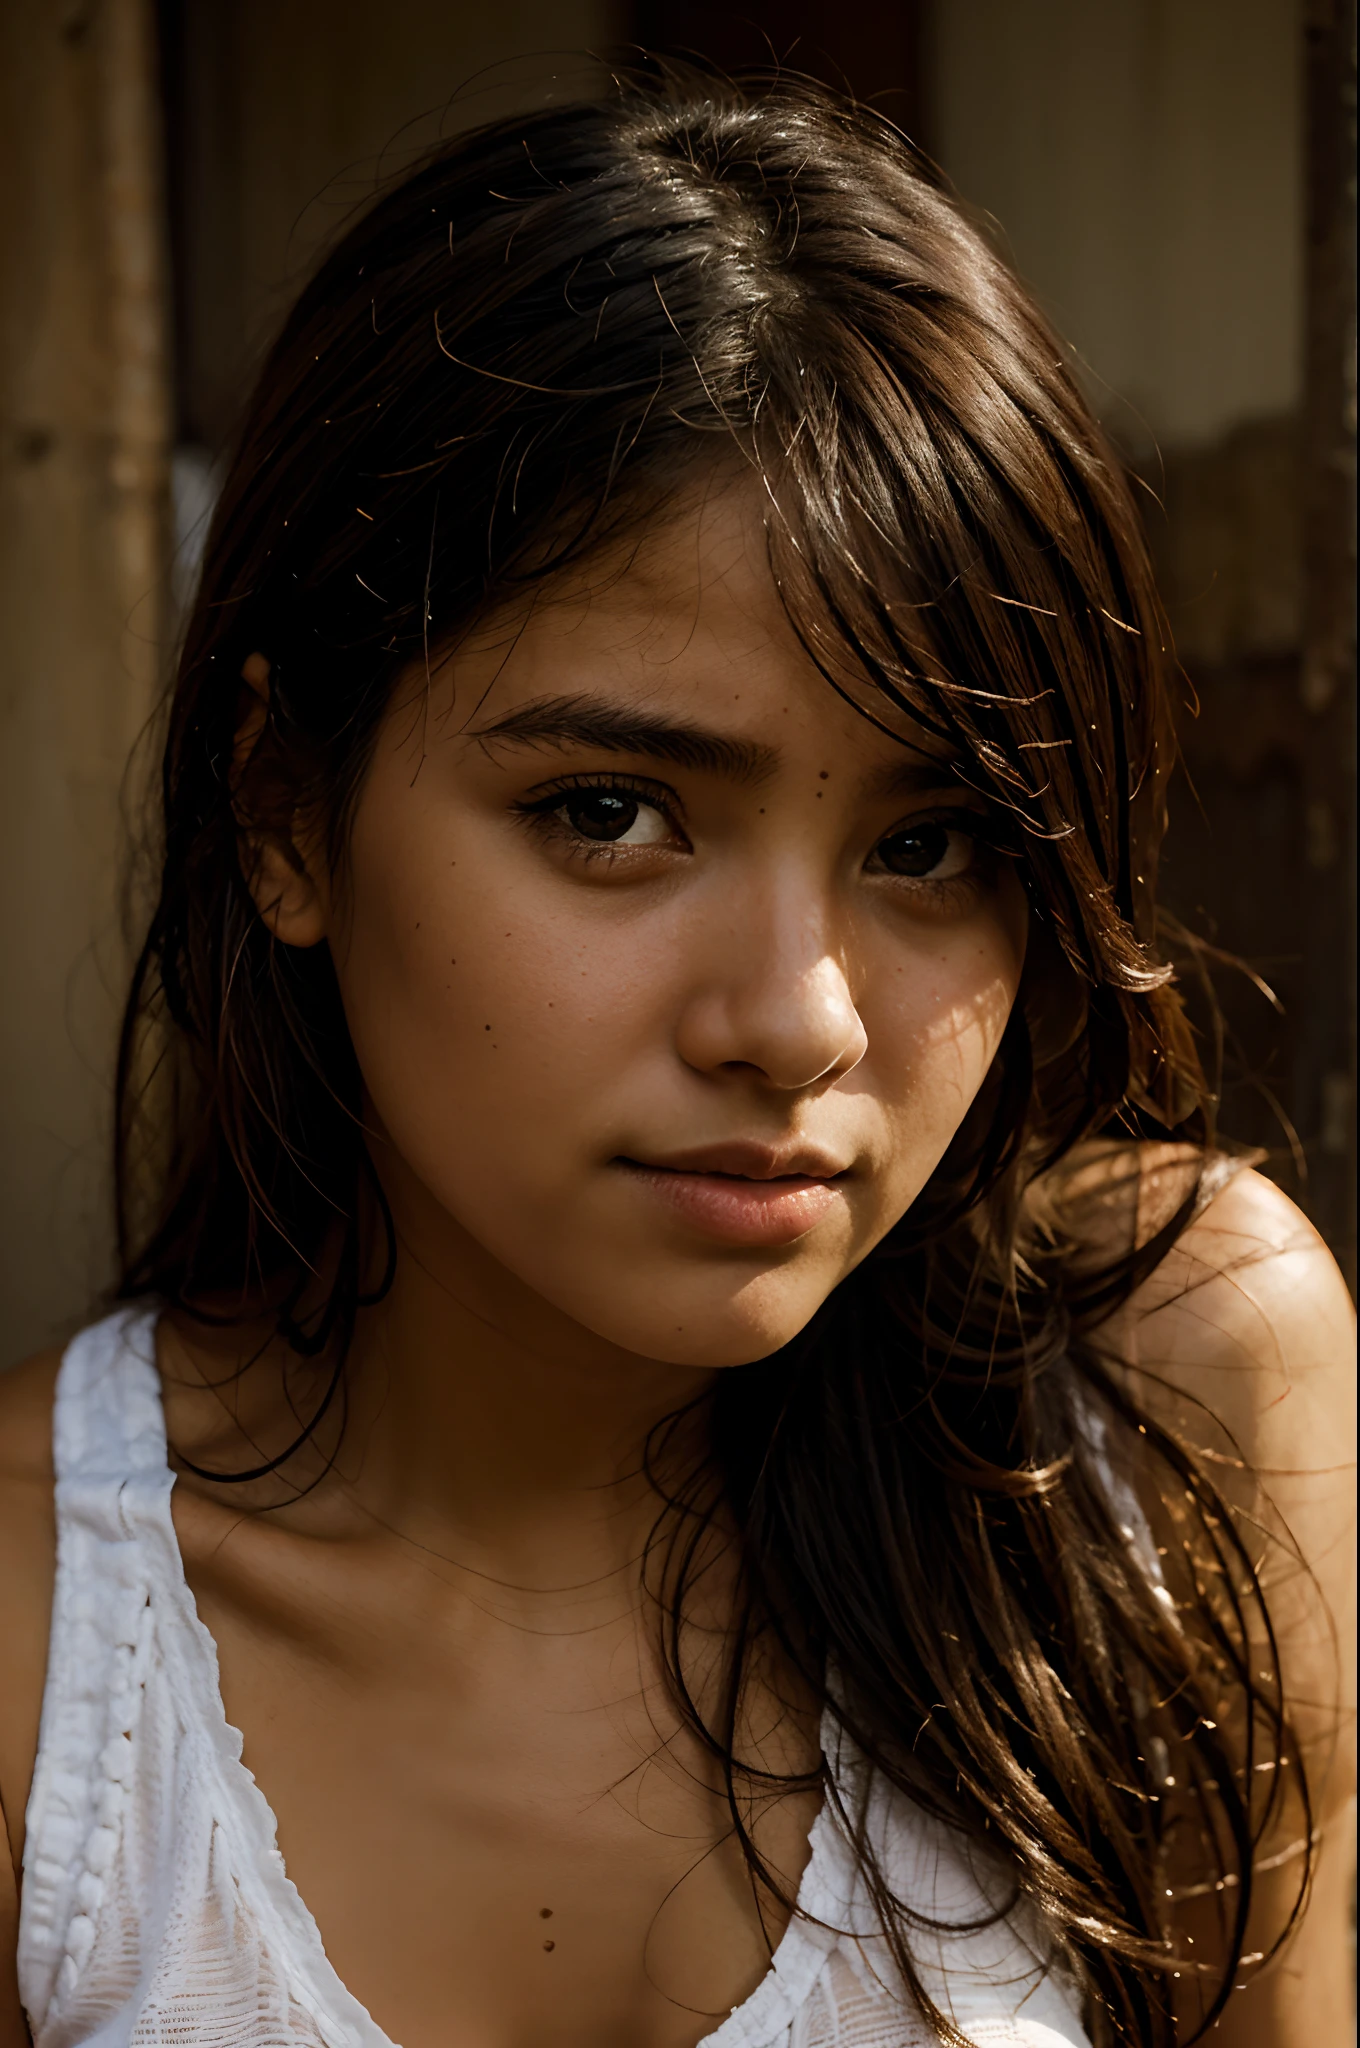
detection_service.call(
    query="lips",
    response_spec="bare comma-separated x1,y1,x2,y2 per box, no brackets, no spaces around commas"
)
615,1140,852,1248
629,1140,852,1182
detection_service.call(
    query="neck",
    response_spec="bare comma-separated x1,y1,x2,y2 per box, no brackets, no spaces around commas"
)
165,1148,722,1617
331,1158,718,1595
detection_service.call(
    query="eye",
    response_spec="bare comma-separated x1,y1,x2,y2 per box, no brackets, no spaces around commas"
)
557,788,671,844
874,820,976,880
517,778,681,850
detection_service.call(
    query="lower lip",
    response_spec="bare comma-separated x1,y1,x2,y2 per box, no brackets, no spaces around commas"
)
620,1165,844,1247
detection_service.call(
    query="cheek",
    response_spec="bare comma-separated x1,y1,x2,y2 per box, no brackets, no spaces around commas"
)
863,907,1026,1192
329,796,669,1202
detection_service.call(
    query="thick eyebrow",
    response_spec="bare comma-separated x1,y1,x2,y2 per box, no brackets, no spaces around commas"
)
863,754,972,802
467,693,779,784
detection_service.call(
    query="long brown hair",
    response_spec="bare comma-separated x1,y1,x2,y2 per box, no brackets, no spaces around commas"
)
116,66,1307,2043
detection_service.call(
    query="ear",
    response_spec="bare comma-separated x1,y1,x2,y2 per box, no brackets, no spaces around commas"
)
234,653,328,948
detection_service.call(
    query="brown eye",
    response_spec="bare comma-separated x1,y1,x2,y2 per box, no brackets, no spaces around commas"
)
555,789,672,845
565,791,639,840
877,821,969,878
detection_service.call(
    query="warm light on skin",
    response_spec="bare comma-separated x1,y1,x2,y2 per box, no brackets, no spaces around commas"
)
244,483,1028,1375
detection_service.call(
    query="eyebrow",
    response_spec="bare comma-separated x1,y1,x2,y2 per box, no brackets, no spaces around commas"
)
467,693,780,784
468,690,970,801
867,756,972,801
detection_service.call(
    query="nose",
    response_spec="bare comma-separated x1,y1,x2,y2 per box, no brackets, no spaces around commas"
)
674,882,868,1092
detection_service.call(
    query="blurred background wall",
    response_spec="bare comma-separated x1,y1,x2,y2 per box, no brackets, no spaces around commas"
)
1,0,1354,1364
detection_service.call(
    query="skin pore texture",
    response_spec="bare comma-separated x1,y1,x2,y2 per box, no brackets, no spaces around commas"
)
0,487,1353,2048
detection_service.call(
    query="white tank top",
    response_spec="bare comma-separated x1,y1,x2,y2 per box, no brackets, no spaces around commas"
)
18,1310,1090,2048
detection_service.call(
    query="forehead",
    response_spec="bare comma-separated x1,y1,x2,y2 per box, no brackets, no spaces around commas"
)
466,482,796,678
432,481,947,776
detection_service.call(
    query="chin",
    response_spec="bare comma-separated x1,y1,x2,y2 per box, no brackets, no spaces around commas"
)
577,1270,830,1370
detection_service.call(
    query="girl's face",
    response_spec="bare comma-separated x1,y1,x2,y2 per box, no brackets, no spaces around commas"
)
261,486,1028,1368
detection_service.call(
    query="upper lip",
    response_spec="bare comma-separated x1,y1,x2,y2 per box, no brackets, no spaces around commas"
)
622,1141,853,1181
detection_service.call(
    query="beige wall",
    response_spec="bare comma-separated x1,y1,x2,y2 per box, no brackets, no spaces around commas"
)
173,2,621,447
931,0,1303,452
0,0,619,1366
0,0,170,1367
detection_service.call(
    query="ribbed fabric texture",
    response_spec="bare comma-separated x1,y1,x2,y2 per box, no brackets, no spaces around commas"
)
19,1310,1090,2048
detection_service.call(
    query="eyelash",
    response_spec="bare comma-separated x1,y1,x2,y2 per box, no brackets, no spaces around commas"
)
513,775,1002,892
869,808,1005,898
511,773,684,857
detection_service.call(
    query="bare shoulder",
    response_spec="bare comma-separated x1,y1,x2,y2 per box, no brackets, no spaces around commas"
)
1124,1169,1356,2044
1121,1164,1355,1459
0,1346,60,1482
0,1346,61,2038
1128,1166,1355,1779
0,1348,62,1870
1112,1165,1355,1623
1042,1140,1355,1440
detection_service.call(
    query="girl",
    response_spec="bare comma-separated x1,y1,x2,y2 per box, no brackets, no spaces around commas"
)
0,68,1352,2048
